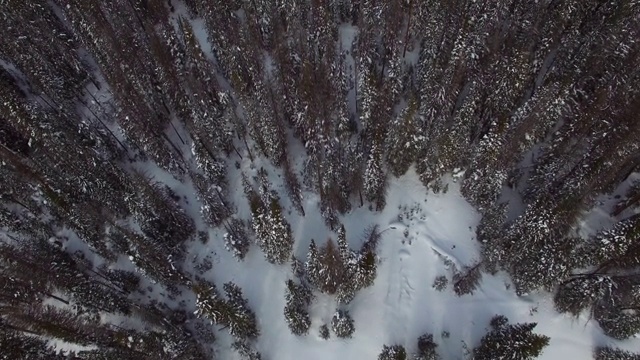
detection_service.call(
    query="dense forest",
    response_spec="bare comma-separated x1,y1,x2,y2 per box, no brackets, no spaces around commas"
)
1,0,640,359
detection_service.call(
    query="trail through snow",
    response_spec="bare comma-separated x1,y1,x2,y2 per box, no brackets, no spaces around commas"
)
177,163,640,359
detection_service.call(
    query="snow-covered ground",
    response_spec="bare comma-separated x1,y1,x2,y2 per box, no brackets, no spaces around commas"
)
179,162,639,359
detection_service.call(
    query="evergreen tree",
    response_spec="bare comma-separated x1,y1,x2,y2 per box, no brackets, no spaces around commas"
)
594,302,640,340
415,333,439,360
331,309,355,338
223,282,260,340
250,191,294,264
316,239,346,294
364,143,387,210
232,340,263,360
378,344,407,360
594,346,640,360
305,239,322,289
453,262,483,296
385,96,421,177
473,316,550,360
0,326,64,360
554,275,613,316
224,218,251,260
283,280,312,335
193,282,259,340
319,324,330,340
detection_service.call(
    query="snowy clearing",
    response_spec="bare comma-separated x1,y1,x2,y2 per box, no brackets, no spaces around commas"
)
181,165,638,359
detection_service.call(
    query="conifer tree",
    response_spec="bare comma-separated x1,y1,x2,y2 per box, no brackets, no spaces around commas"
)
224,218,251,260
415,333,439,360
378,344,407,360
283,280,312,335
0,326,64,360
473,315,550,360
594,346,640,360
305,240,322,289
222,282,260,340
317,239,346,294
364,143,387,210
251,192,294,264
193,282,259,340
232,340,263,360
331,309,355,338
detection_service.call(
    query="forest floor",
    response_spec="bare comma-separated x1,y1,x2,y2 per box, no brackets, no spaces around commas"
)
182,163,638,360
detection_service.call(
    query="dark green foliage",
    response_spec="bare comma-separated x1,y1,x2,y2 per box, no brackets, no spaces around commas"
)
319,324,330,340
284,280,312,335
453,262,482,296
103,269,141,295
415,333,439,360
224,218,251,260
193,282,259,340
378,344,407,360
554,275,613,316
473,316,550,360
232,340,262,360
385,97,421,177
222,282,260,339
331,309,355,338
75,349,142,360
316,239,346,294
364,144,387,211
489,315,509,329
432,276,448,291
580,214,640,268
250,191,294,264
594,346,640,360
594,303,640,340
0,326,64,360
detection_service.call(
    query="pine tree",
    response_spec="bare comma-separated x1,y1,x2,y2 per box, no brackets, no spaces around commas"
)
378,344,407,360
331,309,355,338
473,316,550,360
594,302,640,340
283,280,312,335
317,239,346,294
193,282,222,324
0,326,65,360
336,225,359,303
353,249,378,290
222,282,260,340
224,218,251,260
364,143,387,210
193,282,259,340
385,96,421,177
251,192,294,264
232,340,263,360
594,346,640,360
554,275,613,316
415,333,439,360
319,324,330,340
452,262,482,296
305,239,322,289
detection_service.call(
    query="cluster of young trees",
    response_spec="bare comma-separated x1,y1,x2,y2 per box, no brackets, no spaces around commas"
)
193,281,259,341
1,0,640,357
282,224,377,337
244,170,295,264
304,225,379,303
473,315,550,360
